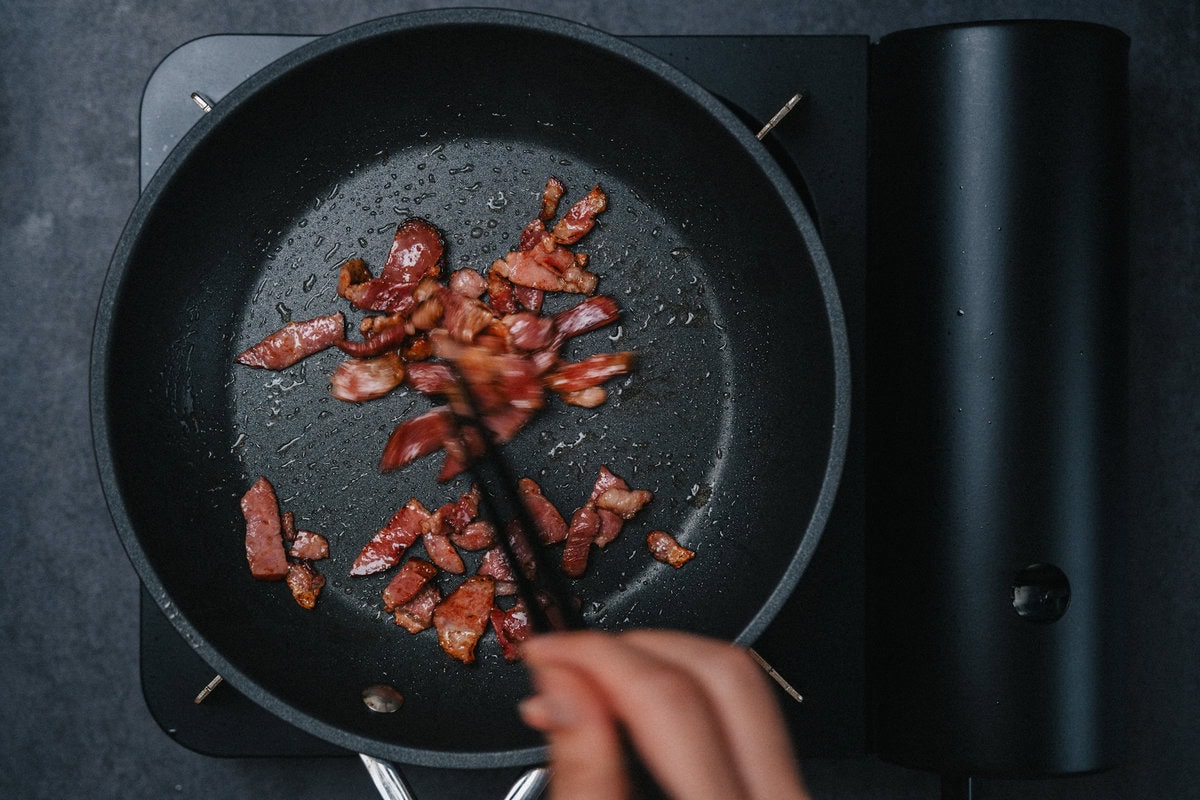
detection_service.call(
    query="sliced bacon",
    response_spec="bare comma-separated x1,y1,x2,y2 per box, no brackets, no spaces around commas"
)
596,486,654,520
551,185,607,245
241,476,288,581
485,269,519,315
280,510,297,543
491,249,597,295
401,333,434,362
335,324,410,359
544,352,635,393
477,546,515,582
490,601,533,662
339,259,420,314
380,407,453,473
553,296,621,340
288,530,329,560
236,312,345,370
561,505,600,579
519,218,551,251
503,519,539,580
405,361,455,396
540,176,566,221
422,530,465,574
593,508,625,549
286,561,326,609
330,352,405,402
394,583,441,633
381,218,444,285
433,575,495,664
589,465,628,502
490,607,522,662
451,519,497,551
519,478,567,544
503,312,557,352
350,498,430,576
382,558,439,612
647,530,695,568
439,288,496,343
514,285,544,313
449,268,487,299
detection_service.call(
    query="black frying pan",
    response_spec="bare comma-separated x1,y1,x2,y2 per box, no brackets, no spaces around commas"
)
91,9,849,768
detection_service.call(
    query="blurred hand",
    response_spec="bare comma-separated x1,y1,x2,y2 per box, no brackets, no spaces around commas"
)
518,629,811,800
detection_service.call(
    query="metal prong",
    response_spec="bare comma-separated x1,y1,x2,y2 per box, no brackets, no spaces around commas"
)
193,674,224,704
748,647,804,704
755,92,805,141
190,92,214,113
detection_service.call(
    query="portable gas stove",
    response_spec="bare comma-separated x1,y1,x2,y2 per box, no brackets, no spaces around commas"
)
136,25,867,781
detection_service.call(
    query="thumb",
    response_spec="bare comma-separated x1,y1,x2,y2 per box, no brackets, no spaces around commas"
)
519,663,629,800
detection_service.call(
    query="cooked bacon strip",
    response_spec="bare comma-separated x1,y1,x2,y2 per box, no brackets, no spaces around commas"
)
561,386,607,408
491,249,598,295
241,476,288,581
405,361,455,396
382,218,444,284
336,323,410,360
286,561,326,609
519,478,567,544
330,352,405,402
280,510,297,542
593,508,625,549
477,546,515,582
422,530,465,574
380,407,453,473
289,530,329,560
451,519,496,551
561,505,600,579
401,333,434,362
359,310,407,338
551,185,607,245
544,352,635,393
589,465,627,502
382,557,439,612
490,608,521,662
503,312,557,352
449,268,487,299
596,486,654,520
490,601,533,662
394,583,441,633
519,218,551,251
351,499,430,576
540,176,566,221
339,260,419,314
236,312,345,370
514,285,544,313
553,295,621,340
485,269,519,315
433,575,495,664
647,530,695,568
439,288,496,343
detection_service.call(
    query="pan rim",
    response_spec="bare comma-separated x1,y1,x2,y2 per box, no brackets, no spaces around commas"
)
90,7,850,768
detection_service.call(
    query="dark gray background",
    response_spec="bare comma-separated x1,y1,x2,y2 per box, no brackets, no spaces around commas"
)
1,1,1195,798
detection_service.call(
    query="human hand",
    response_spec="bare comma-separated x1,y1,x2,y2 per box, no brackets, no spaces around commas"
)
518,629,811,800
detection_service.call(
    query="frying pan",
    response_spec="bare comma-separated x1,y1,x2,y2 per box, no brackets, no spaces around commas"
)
91,9,849,768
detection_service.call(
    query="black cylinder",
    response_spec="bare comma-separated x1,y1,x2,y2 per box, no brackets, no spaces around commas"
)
866,21,1129,776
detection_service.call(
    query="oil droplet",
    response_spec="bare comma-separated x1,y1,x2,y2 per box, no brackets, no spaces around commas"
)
275,302,292,323
470,226,484,239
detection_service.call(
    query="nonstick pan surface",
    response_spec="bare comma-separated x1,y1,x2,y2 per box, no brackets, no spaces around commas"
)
91,9,849,767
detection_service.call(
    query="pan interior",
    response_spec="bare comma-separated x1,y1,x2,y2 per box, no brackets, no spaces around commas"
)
98,15,840,764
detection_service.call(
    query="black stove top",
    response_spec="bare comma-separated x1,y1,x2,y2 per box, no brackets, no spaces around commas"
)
137,31,868,765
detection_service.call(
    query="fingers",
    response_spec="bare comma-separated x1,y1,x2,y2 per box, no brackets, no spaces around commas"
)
522,631,755,800
620,630,810,800
518,663,629,800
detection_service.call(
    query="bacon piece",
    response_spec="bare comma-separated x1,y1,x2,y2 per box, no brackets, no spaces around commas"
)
339,259,419,314
519,218,551,251
561,505,600,579
359,310,407,338
519,478,567,544
540,177,566,220
240,476,288,581
433,575,495,664
408,293,445,332
596,486,654,520
503,312,556,352
422,530,465,574
551,185,607,245
335,324,410,359
589,465,627,503
503,519,539,580
449,268,487,299
486,269,519,315
401,333,434,362
451,519,497,551
289,530,329,560
647,530,695,568
491,249,597,295
405,361,455,396
514,285,544,313
382,218,444,285
439,288,496,343
561,387,607,408
477,546,515,582
236,312,345,370
394,583,441,633
330,352,405,402
490,600,533,662
286,561,326,609
593,508,625,549
280,510,296,543
382,558,439,612
380,407,453,473
490,607,522,662
553,296,621,340
351,499,430,576
544,352,635,393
